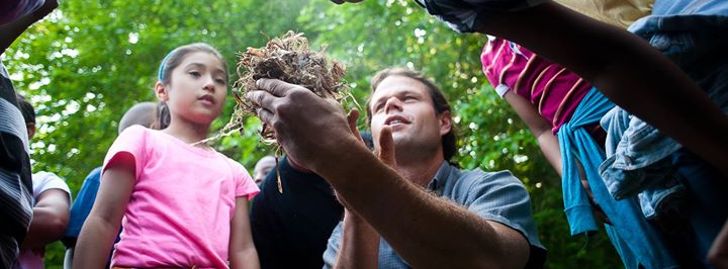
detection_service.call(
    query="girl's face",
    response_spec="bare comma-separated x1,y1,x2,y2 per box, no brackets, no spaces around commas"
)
158,51,228,126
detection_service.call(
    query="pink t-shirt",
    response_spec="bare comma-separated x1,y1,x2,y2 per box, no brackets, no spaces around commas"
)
481,37,591,134
102,125,259,268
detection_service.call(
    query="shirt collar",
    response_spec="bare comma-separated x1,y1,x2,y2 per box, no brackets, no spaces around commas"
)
426,161,453,194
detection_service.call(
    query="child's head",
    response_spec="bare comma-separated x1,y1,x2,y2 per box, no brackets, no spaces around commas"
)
152,43,228,130
16,94,36,139
119,102,157,134
253,155,276,185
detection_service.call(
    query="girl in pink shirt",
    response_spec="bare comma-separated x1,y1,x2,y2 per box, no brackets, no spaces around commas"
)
73,43,260,268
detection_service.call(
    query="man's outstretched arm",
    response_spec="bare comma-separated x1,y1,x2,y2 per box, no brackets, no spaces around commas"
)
247,80,531,269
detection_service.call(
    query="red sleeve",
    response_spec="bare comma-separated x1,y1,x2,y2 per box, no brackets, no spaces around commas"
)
102,125,147,181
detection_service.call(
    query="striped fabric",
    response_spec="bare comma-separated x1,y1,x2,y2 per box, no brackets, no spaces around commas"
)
414,0,549,33
0,61,34,268
0,0,45,25
480,37,592,133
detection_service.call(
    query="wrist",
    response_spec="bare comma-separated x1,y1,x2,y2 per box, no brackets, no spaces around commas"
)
286,156,312,173
310,135,369,176
343,209,376,232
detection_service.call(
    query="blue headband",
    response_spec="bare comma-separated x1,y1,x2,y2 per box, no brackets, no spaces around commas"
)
157,50,175,82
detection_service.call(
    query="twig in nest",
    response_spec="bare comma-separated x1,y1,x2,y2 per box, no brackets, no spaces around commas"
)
233,31,348,143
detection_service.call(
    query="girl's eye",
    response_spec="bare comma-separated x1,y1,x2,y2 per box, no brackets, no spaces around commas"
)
215,78,226,85
189,71,201,77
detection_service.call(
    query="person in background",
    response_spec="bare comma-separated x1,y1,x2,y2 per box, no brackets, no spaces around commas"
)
252,156,275,187
15,94,71,269
247,68,546,268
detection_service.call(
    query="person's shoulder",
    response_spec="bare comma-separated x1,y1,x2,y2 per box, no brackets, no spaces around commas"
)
117,124,151,139
216,153,251,177
32,171,71,197
86,166,102,180
32,171,64,186
219,154,244,168
461,168,522,186
456,168,527,197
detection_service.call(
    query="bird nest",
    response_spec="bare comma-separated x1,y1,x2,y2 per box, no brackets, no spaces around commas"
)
220,31,349,143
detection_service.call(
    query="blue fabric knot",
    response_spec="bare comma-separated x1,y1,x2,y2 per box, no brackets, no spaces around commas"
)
557,89,677,268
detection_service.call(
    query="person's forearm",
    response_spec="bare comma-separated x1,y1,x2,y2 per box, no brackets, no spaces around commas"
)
230,246,260,269
229,198,260,269
504,92,562,175
537,131,562,176
334,211,380,269
483,2,728,176
72,216,120,268
312,140,520,269
21,207,69,249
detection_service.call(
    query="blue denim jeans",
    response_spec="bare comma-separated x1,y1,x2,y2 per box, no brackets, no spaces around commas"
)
599,107,687,220
600,17,728,213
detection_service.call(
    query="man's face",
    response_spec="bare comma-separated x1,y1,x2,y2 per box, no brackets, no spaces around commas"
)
369,75,451,157
253,156,276,185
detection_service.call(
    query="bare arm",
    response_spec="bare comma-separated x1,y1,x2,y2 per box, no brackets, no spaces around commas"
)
21,188,70,249
73,153,135,268
320,146,530,269
334,120,383,269
247,81,531,268
503,92,562,175
333,207,380,269
0,0,58,54
229,197,260,269
480,2,728,175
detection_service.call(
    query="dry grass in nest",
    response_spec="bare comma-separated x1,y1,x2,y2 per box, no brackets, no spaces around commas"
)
222,31,349,144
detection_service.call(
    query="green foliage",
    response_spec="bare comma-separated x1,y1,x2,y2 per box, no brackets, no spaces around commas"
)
6,0,619,267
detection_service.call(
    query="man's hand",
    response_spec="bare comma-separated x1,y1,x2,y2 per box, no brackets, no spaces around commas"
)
335,110,395,210
374,126,396,169
245,78,362,172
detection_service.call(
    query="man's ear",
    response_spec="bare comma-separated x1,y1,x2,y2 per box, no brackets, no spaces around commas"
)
154,81,169,102
439,111,452,136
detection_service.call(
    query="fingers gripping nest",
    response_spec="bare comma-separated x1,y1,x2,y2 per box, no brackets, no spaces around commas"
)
230,31,349,144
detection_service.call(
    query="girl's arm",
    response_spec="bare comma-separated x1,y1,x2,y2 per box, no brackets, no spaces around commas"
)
480,1,728,176
503,91,562,175
72,153,135,268
229,197,260,269
333,210,380,269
